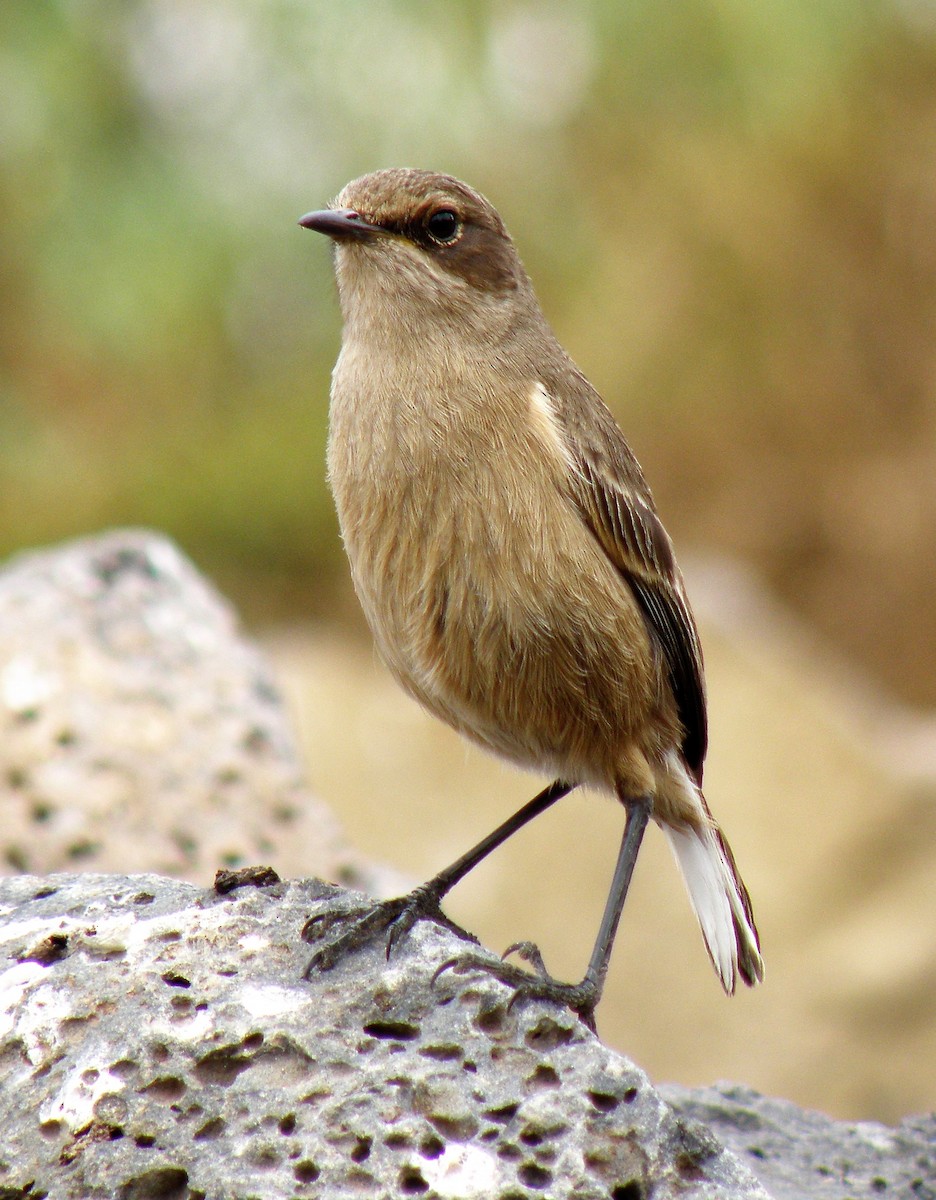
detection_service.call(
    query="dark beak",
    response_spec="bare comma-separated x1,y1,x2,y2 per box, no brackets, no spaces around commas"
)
298,208,384,241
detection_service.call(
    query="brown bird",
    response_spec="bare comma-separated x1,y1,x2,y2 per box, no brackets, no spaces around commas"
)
299,169,763,1025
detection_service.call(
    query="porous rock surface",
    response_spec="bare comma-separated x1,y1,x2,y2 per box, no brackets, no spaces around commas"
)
0,872,770,1200
0,530,368,888
662,1085,936,1200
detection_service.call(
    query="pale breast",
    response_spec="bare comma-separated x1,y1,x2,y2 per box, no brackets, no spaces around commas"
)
327,362,668,787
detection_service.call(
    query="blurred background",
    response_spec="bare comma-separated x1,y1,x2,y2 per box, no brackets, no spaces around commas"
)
1,1,934,1124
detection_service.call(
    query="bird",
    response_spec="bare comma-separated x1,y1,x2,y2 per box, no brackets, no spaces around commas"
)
298,168,763,1026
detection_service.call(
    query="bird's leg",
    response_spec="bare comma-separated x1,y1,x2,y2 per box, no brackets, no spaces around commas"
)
435,794,652,1030
303,779,574,978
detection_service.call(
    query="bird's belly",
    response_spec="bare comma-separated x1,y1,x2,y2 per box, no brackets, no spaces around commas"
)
343,488,664,790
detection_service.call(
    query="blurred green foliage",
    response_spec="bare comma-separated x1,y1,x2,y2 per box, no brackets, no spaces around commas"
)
2,2,935,699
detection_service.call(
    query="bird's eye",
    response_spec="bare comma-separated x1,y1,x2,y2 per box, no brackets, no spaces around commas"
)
425,208,461,245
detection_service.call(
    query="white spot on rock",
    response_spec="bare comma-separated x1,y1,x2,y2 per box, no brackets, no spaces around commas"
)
237,983,298,1019
423,1143,500,1196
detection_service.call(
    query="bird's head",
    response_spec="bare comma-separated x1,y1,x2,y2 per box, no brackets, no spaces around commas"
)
300,169,534,338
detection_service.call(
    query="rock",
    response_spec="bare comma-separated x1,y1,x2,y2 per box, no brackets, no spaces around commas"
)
662,1084,936,1200
0,872,771,1199
0,534,931,1198
265,562,936,1121
0,530,376,890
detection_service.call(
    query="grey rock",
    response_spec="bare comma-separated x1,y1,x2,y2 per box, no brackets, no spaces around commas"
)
0,872,770,1199
0,530,373,889
662,1084,936,1200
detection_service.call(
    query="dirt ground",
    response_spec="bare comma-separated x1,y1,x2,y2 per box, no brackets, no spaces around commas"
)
262,558,936,1125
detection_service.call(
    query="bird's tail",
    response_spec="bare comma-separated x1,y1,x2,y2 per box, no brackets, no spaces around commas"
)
664,814,764,994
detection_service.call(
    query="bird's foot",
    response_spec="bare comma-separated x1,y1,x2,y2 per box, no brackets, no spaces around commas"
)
302,884,478,978
434,940,600,1031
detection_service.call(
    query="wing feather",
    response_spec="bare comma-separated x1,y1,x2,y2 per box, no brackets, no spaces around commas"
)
542,370,708,781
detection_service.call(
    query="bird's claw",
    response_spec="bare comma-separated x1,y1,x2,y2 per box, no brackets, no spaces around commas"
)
301,906,368,945
501,940,550,976
302,898,405,978
302,887,478,980
432,943,599,1030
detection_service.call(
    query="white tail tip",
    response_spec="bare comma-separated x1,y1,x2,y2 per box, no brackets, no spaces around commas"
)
665,822,764,994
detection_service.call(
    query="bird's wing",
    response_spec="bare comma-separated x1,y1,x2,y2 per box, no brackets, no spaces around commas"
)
545,369,708,781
